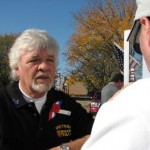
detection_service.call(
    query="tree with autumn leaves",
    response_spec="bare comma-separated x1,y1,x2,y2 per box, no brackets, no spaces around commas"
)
66,0,136,94
0,34,17,85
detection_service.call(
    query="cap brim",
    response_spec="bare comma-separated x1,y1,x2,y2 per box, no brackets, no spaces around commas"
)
127,20,142,55
127,20,141,44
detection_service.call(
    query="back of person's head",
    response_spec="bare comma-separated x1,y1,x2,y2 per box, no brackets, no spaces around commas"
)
111,73,124,83
8,28,59,81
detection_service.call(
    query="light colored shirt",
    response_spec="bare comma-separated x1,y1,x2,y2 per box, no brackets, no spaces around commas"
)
82,78,150,150
19,82,46,113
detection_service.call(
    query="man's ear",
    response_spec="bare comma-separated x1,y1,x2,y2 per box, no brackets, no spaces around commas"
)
15,67,20,76
140,17,150,46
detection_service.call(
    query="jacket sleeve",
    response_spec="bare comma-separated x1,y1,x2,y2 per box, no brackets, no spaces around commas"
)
0,106,10,150
0,89,11,150
67,97,94,140
56,90,94,140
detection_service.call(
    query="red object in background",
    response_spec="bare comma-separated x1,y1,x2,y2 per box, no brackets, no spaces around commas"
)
89,91,101,116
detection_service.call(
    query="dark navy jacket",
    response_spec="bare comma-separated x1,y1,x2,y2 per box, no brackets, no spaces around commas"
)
0,82,94,150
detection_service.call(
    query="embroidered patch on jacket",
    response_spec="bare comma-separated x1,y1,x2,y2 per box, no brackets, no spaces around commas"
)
48,100,71,121
48,100,61,120
12,99,20,106
56,124,71,137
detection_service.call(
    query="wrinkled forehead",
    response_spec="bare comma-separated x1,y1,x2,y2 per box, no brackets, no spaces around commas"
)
20,48,56,58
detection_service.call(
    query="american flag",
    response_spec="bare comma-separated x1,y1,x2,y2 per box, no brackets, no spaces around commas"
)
114,42,139,72
48,100,62,120
114,43,124,71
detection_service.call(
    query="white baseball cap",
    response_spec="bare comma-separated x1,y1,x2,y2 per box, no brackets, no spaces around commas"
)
127,0,150,45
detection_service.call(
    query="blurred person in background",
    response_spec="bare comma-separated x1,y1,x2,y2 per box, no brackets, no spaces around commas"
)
101,73,124,105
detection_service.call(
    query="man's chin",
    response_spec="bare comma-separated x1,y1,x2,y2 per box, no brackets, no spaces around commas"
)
32,83,52,93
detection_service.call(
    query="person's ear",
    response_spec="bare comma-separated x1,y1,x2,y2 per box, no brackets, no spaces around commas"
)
140,17,150,46
15,67,20,77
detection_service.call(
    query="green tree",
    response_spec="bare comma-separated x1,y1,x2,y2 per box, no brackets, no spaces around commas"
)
66,0,136,92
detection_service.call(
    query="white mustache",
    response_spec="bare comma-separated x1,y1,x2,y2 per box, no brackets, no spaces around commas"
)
35,72,51,79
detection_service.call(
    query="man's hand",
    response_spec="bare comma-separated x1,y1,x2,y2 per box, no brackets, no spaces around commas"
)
49,146,60,150
49,135,90,150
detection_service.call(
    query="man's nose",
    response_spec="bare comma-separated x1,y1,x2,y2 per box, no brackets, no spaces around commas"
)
38,61,49,71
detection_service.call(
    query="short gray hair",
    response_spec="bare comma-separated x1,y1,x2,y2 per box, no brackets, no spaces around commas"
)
8,28,59,81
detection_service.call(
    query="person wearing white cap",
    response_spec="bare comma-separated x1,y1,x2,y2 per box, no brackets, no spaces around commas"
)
81,0,150,150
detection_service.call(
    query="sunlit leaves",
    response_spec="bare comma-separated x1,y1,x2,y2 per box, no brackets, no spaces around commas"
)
0,34,17,84
66,0,136,93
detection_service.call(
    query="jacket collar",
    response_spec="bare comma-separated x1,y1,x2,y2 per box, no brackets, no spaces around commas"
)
6,82,58,108
6,81,32,108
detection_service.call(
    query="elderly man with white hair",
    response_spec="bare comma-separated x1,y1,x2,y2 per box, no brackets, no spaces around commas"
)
0,29,94,150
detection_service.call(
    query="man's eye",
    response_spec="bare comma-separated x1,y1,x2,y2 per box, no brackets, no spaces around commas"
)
29,59,39,63
48,59,54,63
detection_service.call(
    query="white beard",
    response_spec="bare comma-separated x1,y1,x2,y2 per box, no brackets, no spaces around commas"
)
31,71,54,93
32,78,53,93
